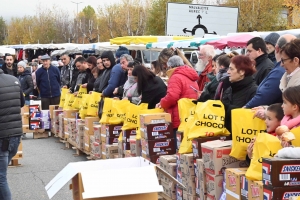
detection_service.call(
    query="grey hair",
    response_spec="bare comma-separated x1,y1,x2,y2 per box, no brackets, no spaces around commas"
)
167,55,184,68
200,44,215,58
120,54,133,62
277,37,287,49
29,62,38,66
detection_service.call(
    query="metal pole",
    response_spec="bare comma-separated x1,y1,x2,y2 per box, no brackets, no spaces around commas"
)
71,1,83,43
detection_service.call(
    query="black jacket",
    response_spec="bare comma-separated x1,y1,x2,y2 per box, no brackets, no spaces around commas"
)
97,68,112,93
0,69,24,138
60,59,74,88
253,54,274,86
86,68,96,93
198,72,218,102
140,76,167,109
2,63,18,77
18,69,34,100
93,69,105,92
222,76,257,134
70,68,93,92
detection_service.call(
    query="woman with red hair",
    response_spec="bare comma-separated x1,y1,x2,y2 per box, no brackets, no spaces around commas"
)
222,55,258,134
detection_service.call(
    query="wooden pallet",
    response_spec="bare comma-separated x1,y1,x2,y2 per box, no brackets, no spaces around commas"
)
33,131,49,139
9,159,21,167
65,138,91,157
87,153,101,160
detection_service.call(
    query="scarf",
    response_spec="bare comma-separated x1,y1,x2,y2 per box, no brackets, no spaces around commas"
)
123,76,136,90
281,115,300,129
216,68,229,81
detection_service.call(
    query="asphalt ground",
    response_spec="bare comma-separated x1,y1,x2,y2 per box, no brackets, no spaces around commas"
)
8,133,87,200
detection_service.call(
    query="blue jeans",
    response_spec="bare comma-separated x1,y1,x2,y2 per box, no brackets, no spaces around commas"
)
0,136,21,200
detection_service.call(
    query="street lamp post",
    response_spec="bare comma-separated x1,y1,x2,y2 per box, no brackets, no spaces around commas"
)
71,1,83,43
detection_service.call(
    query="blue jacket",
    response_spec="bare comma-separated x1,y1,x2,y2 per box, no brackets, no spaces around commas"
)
102,64,127,97
245,62,285,108
36,65,61,98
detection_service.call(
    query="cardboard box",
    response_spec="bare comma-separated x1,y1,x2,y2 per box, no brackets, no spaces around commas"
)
105,144,118,159
183,175,196,195
141,123,173,140
106,124,123,138
12,140,23,159
177,186,184,200
247,180,263,200
176,131,183,150
118,141,124,158
84,132,90,152
161,180,176,199
45,157,184,200
142,153,160,164
225,168,248,200
205,173,223,200
192,136,230,159
130,138,141,156
94,125,101,143
91,141,101,158
49,105,60,119
263,184,300,200
63,109,78,118
140,113,172,128
22,125,32,133
195,159,206,183
199,181,207,200
141,138,176,157
33,131,48,139
201,140,247,175
195,159,206,196
22,114,29,125
240,176,248,200
182,153,195,177
159,155,177,176
262,158,300,187
21,105,29,115
85,117,100,133
122,129,136,141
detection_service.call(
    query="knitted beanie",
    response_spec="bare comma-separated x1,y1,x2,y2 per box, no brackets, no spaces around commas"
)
115,46,129,58
264,32,280,47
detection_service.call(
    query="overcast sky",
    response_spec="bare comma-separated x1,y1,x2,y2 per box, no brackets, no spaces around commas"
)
1,0,121,21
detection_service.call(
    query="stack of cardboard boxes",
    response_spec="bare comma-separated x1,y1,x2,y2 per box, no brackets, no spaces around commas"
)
91,123,101,159
62,110,77,140
119,129,136,158
140,113,174,164
75,120,85,150
83,117,99,153
100,123,121,159
28,104,48,138
49,106,62,136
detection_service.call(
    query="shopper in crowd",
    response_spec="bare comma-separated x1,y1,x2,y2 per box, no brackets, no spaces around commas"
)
222,55,257,134
2,54,18,77
157,55,199,138
279,38,300,91
36,55,61,110
97,51,116,94
196,45,216,91
264,32,280,64
247,103,284,164
70,57,92,93
101,51,127,97
0,67,24,200
91,67,99,79
17,61,33,105
93,57,105,92
246,34,296,109
198,53,224,102
60,53,74,88
30,62,39,97
214,52,238,100
132,65,167,109
115,46,129,64
82,56,97,93
246,37,274,85
151,60,163,76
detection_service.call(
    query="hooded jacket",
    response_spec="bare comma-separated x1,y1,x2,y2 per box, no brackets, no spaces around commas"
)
197,60,213,91
98,51,116,94
36,65,61,98
2,63,18,77
0,69,24,138
18,69,34,100
222,76,257,134
160,66,199,128
253,54,274,85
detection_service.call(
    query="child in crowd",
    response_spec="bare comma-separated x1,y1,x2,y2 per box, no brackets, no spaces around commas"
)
246,103,284,164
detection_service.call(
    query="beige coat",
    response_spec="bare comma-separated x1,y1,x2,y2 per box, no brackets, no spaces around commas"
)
279,68,300,92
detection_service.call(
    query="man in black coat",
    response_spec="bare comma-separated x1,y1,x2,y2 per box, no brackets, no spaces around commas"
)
246,37,274,85
17,61,34,105
0,68,24,199
2,54,18,77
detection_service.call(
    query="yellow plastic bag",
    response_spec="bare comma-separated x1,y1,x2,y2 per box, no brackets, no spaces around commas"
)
122,103,148,131
72,86,87,110
63,93,71,110
245,133,282,181
177,98,197,132
79,94,90,119
188,100,226,140
99,98,113,124
230,109,267,160
179,114,195,154
87,92,101,117
136,107,164,139
59,88,69,107
291,126,300,147
66,94,75,110
109,100,130,125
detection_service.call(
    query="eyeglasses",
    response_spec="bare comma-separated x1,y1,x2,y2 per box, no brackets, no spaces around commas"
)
281,57,292,64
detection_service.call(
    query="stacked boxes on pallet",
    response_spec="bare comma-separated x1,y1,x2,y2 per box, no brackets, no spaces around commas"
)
83,117,99,153
51,109,62,136
101,123,122,159
91,123,101,159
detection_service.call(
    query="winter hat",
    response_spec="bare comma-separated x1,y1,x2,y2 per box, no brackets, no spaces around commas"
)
17,61,27,69
264,32,280,47
167,55,184,68
115,46,129,58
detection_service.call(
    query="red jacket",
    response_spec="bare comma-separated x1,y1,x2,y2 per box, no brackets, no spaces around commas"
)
160,66,199,128
197,61,213,91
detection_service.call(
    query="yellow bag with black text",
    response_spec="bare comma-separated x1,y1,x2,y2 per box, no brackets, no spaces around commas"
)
136,107,164,139
108,99,130,124
178,98,197,132
72,86,87,110
87,92,101,117
179,114,196,154
291,126,300,147
121,103,148,131
99,98,113,124
245,133,282,181
79,94,90,119
230,109,267,160
59,88,69,108
188,100,227,140
63,93,71,110
66,94,75,110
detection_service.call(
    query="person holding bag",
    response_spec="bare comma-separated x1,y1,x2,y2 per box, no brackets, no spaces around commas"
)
222,55,257,133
